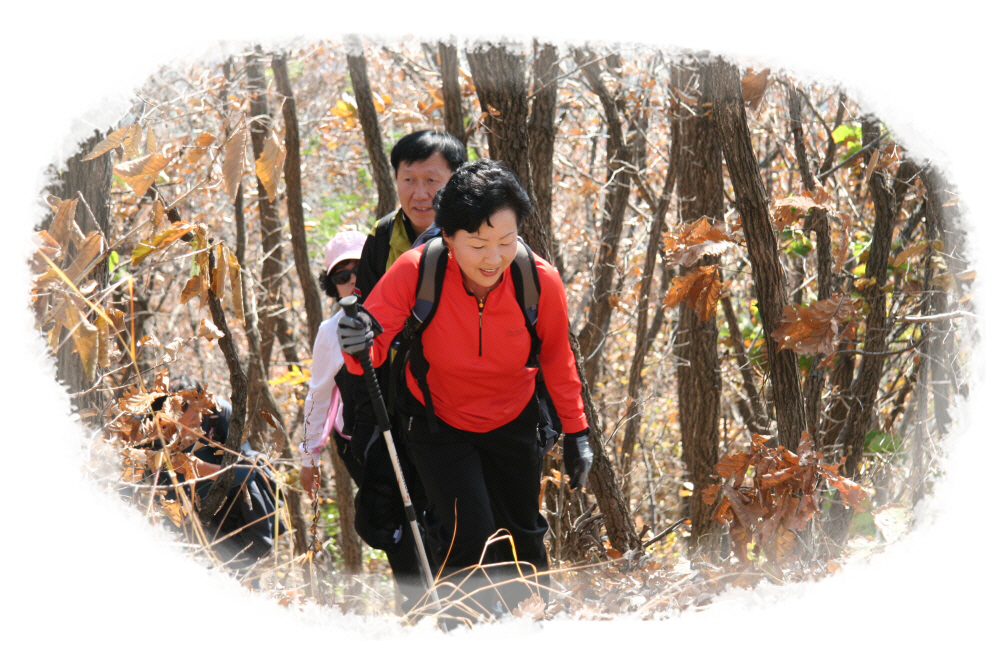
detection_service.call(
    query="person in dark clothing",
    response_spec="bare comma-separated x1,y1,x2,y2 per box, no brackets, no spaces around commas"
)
340,160,592,621
343,129,466,613
150,376,284,581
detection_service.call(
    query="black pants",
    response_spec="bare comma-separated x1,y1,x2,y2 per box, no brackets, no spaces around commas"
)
402,391,549,618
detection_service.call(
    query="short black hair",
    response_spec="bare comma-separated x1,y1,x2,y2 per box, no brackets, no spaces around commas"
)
150,375,204,412
318,258,358,299
390,130,466,174
433,159,533,237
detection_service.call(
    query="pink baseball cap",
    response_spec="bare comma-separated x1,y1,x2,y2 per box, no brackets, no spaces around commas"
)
323,230,367,274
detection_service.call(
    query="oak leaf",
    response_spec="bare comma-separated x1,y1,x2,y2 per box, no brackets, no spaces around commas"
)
772,194,830,232
662,216,736,266
663,265,722,322
770,293,858,356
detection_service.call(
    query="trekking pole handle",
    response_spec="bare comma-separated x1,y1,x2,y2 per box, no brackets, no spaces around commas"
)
340,296,393,434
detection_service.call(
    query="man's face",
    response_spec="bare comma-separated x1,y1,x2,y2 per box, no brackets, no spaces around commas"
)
394,152,453,234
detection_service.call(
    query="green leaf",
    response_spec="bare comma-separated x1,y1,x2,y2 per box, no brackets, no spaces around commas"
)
865,429,901,454
832,123,862,144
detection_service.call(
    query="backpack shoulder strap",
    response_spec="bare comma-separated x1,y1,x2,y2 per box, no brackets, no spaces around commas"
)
508,238,543,368
387,236,449,430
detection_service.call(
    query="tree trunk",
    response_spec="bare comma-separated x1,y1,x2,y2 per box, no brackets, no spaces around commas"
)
721,294,769,435
438,41,466,144
922,167,955,437
467,42,555,260
272,52,324,349
672,58,724,557
527,41,563,270
572,48,633,387
570,333,641,556
274,51,362,571
246,46,294,374
44,129,112,414
837,117,895,479
703,57,806,452
788,83,834,438
825,117,896,545
345,36,397,220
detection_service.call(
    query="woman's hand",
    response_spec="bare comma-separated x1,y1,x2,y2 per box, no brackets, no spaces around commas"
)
563,430,592,490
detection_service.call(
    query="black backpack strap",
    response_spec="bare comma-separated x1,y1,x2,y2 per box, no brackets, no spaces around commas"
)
387,237,449,432
508,238,543,368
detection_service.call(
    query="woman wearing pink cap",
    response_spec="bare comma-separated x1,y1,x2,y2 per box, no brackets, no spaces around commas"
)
299,229,368,493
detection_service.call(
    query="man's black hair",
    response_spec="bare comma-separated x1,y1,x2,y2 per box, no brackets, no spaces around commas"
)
150,375,204,412
433,159,533,237
390,129,466,174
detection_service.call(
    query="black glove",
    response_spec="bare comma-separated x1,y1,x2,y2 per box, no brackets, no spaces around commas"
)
563,430,592,490
337,305,383,357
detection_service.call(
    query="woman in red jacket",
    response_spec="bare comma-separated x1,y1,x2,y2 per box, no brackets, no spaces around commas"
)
339,160,591,621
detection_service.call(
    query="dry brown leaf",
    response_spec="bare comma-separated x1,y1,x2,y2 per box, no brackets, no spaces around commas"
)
255,129,286,202
145,127,158,154
225,246,244,324
70,313,99,382
186,132,216,165
197,318,225,341
663,265,722,322
48,198,80,252
772,195,829,232
741,68,771,111
223,116,249,202
892,242,928,268
211,245,227,296
82,124,134,161
63,231,105,284
96,315,110,368
770,293,858,356
122,124,143,160
113,152,173,178
864,148,880,185
180,275,205,305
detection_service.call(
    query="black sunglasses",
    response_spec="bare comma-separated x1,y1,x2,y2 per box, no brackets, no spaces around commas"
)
331,266,358,285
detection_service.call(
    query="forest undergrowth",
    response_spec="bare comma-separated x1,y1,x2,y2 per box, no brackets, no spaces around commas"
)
36,37,971,627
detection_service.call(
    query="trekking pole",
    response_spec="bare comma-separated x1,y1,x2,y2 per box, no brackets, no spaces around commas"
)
341,296,442,611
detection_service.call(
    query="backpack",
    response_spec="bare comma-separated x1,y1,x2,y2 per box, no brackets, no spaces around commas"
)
387,235,563,452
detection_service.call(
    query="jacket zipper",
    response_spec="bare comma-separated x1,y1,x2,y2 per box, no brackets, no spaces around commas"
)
477,294,486,356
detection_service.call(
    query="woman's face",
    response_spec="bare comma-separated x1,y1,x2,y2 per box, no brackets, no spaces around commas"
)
444,208,518,297
330,259,359,300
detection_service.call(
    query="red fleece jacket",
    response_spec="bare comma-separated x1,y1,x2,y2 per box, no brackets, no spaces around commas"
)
344,246,588,435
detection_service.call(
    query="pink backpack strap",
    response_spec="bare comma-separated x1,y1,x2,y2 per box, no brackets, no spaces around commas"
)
322,385,350,443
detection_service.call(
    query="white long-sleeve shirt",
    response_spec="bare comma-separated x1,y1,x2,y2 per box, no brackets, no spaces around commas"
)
299,309,345,467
